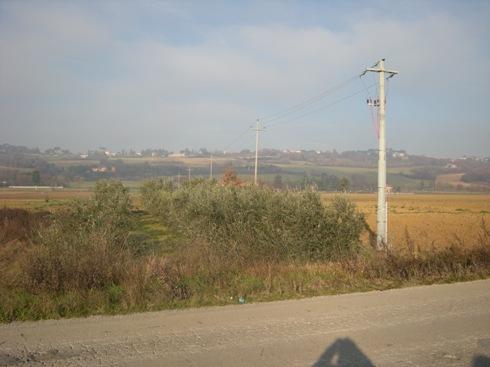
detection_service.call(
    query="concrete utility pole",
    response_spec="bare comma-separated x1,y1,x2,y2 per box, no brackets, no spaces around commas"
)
254,118,263,185
209,154,213,180
361,59,398,249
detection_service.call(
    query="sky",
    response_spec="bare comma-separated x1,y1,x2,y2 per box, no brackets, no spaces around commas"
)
0,0,489,158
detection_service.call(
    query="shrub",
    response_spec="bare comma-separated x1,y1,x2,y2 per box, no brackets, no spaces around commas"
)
140,178,174,214
22,181,133,293
140,180,365,263
0,208,50,244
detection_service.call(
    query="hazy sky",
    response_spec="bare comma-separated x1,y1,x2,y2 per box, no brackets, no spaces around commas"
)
1,0,489,157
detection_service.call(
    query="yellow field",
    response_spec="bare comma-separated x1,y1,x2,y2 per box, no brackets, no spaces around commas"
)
323,193,490,249
0,189,92,210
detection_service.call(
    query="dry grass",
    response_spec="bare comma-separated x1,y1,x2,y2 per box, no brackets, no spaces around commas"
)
435,173,469,188
322,193,490,249
0,189,92,210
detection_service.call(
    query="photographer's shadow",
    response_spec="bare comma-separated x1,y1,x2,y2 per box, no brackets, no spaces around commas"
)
312,338,374,367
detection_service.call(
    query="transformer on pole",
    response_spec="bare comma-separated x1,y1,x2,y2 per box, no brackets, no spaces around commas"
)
361,59,398,249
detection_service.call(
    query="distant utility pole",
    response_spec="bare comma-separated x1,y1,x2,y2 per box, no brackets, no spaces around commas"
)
177,172,181,188
254,118,264,185
361,59,398,249
188,167,191,181
209,154,213,180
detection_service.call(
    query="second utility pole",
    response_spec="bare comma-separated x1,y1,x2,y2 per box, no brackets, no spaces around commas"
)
254,118,263,185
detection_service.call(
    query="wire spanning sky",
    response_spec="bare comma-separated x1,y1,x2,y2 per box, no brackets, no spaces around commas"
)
0,0,489,157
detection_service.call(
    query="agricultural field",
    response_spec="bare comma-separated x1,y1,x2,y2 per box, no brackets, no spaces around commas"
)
323,193,490,249
1,186,487,250
0,188,91,210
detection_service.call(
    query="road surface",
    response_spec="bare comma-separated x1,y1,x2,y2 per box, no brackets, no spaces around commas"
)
1,280,489,366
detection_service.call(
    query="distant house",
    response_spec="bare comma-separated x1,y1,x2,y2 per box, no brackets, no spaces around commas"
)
392,151,407,158
168,153,186,158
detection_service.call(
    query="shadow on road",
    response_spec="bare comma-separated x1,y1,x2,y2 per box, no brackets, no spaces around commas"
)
473,355,490,367
312,337,374,367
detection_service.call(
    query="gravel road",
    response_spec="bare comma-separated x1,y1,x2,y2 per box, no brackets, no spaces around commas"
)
1,279,489,366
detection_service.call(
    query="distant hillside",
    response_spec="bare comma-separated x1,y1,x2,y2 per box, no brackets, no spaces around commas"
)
0,143,488,192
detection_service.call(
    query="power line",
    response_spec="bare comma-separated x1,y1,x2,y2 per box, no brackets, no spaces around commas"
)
221,126,253,152
260,75,358,124
202,126,253,181
264,83,377,129
215,75,373,152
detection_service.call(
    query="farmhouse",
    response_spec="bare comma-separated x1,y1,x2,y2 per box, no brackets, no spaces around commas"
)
168,153,186,158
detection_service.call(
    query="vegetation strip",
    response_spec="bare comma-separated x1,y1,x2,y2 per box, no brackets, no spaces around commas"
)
1,180,489,322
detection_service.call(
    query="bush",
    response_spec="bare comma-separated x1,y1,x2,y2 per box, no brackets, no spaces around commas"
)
141,180,365,263
22,181,133,293
140,178,174,214
0,208,49,244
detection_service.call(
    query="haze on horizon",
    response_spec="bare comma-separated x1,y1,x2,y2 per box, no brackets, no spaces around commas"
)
0,0,489,158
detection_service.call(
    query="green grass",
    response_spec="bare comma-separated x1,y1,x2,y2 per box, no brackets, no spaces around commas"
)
130,211,181,256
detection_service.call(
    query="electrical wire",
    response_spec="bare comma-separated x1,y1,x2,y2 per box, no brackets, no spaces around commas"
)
260,75,358,124
218,73,384,152
221,126,253,153
264,82,377,129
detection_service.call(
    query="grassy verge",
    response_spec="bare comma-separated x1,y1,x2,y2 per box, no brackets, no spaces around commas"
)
1,244,488,322
0,180,489,322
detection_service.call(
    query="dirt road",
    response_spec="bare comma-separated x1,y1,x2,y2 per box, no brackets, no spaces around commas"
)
1,280,489,366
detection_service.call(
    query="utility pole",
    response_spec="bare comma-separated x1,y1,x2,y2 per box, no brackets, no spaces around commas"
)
177,172,181,188
209,154,213,180
361,59,398,249
254,118,263,185
188,167,191,181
